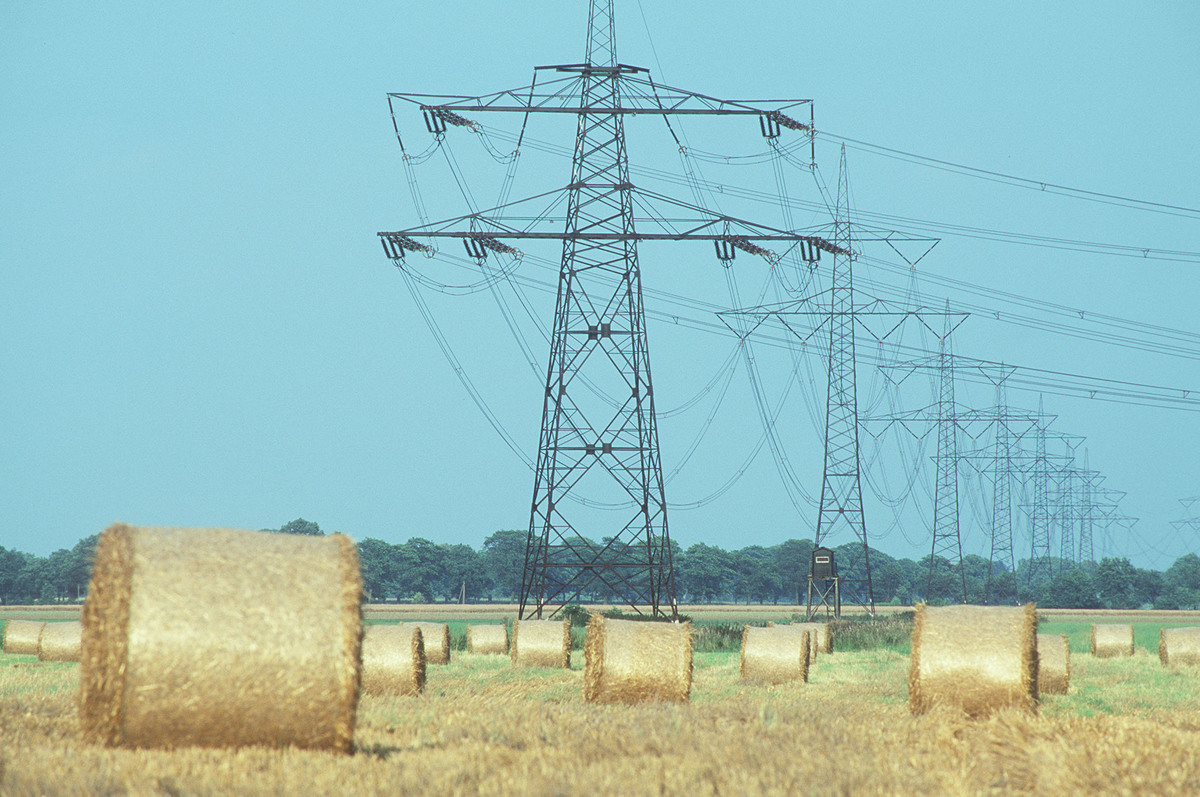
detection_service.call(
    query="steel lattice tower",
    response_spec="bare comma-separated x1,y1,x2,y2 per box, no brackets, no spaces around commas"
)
1058,464,1077,566
985,380,1015,603
1026,397,1053,586
928,309,967,602
519,1,676,618
811,146,874,617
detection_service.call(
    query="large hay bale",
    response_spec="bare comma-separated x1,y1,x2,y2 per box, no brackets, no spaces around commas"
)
466,624,508,655
908,603,1037,717
80,523,363,752
1090,623,1134,658
740,625,810,685
583,615,692,704
361,624,425,696
3,619,45,655
1159,626,1200,668
38,620,83,662
510,618,570,668
1037,633,1070,695
404,622,450,665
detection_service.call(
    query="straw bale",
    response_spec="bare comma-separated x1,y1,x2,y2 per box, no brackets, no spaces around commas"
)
1037,633,1070,694
583,615,692,704
403,622,450,665
791,622,831,659
79,523,363,752
1159,626,1200,668
510,618,571,668
361,624,425,696
1090,623,1134,658
908,603,1038,717
466,623,509,655
38,620,83,662
740,625,810,685
3,619,45,655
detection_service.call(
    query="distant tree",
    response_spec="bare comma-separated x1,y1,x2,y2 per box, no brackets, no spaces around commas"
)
395,538,444,601
275,518,324,536
1165,553,1200,593
481,530,527,601
357,538,400,601
0,546,25,603
1095,557,1140,609
774,539,813,603
438,543,491,602
731,546,781,603
871,556,910,605
1042,568,1100,609
1160,553,1200,609
675,543,733,603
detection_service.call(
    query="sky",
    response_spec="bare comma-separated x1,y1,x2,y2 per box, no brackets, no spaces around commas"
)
3,2,1198,572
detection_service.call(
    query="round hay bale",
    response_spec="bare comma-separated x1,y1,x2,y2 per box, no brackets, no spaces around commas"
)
38,620,83,662
403,622,450,665
583,615,692,704
466,623,508,655
3,619,46,655
1037,633,1070,695
1159,626,1200,668
908,603,1037,717
791,622,830,659
361,624,425,696
80,523,363,752
1090,623,1134,658
740,625,810,685
510,618,570,668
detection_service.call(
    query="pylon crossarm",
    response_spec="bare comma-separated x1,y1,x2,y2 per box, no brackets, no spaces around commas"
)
389,70,812,119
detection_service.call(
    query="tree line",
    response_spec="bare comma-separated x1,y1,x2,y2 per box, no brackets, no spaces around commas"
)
2,518,1198,609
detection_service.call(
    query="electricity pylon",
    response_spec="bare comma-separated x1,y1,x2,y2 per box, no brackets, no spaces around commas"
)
928,303,967,602
1026,396,1053,587
811,146,871,617
379,0,865,618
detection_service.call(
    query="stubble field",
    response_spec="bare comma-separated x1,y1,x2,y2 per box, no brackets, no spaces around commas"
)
3,607,1200,795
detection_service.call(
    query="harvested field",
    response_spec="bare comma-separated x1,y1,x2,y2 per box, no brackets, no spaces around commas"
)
4,612,1200,794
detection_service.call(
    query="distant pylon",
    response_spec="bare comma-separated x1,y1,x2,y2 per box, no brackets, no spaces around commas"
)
927,301,967,602
1057,443,1078,567
1026,396,1053,586
810,145,874,618
985,376,1015,603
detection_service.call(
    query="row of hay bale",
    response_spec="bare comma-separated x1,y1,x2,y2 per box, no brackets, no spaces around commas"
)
908,605,1200,718
2,619,83,661
358,618,568,697
34,523,1200,752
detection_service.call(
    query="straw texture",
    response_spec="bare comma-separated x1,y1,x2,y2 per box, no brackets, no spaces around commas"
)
466,624,509,655
1037,633,1070,695
38,620,83,662
404,622,450,665
510,619,571,668
908,603,1038,717
361,624,425,696
740,626,810,685
3,619,45,655
583,615,692,704
1090,624,1134,658
1159,626,1200,668
80,523,363,752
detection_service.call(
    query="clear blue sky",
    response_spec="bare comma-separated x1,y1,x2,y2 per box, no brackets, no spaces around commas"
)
3,2,1198,571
